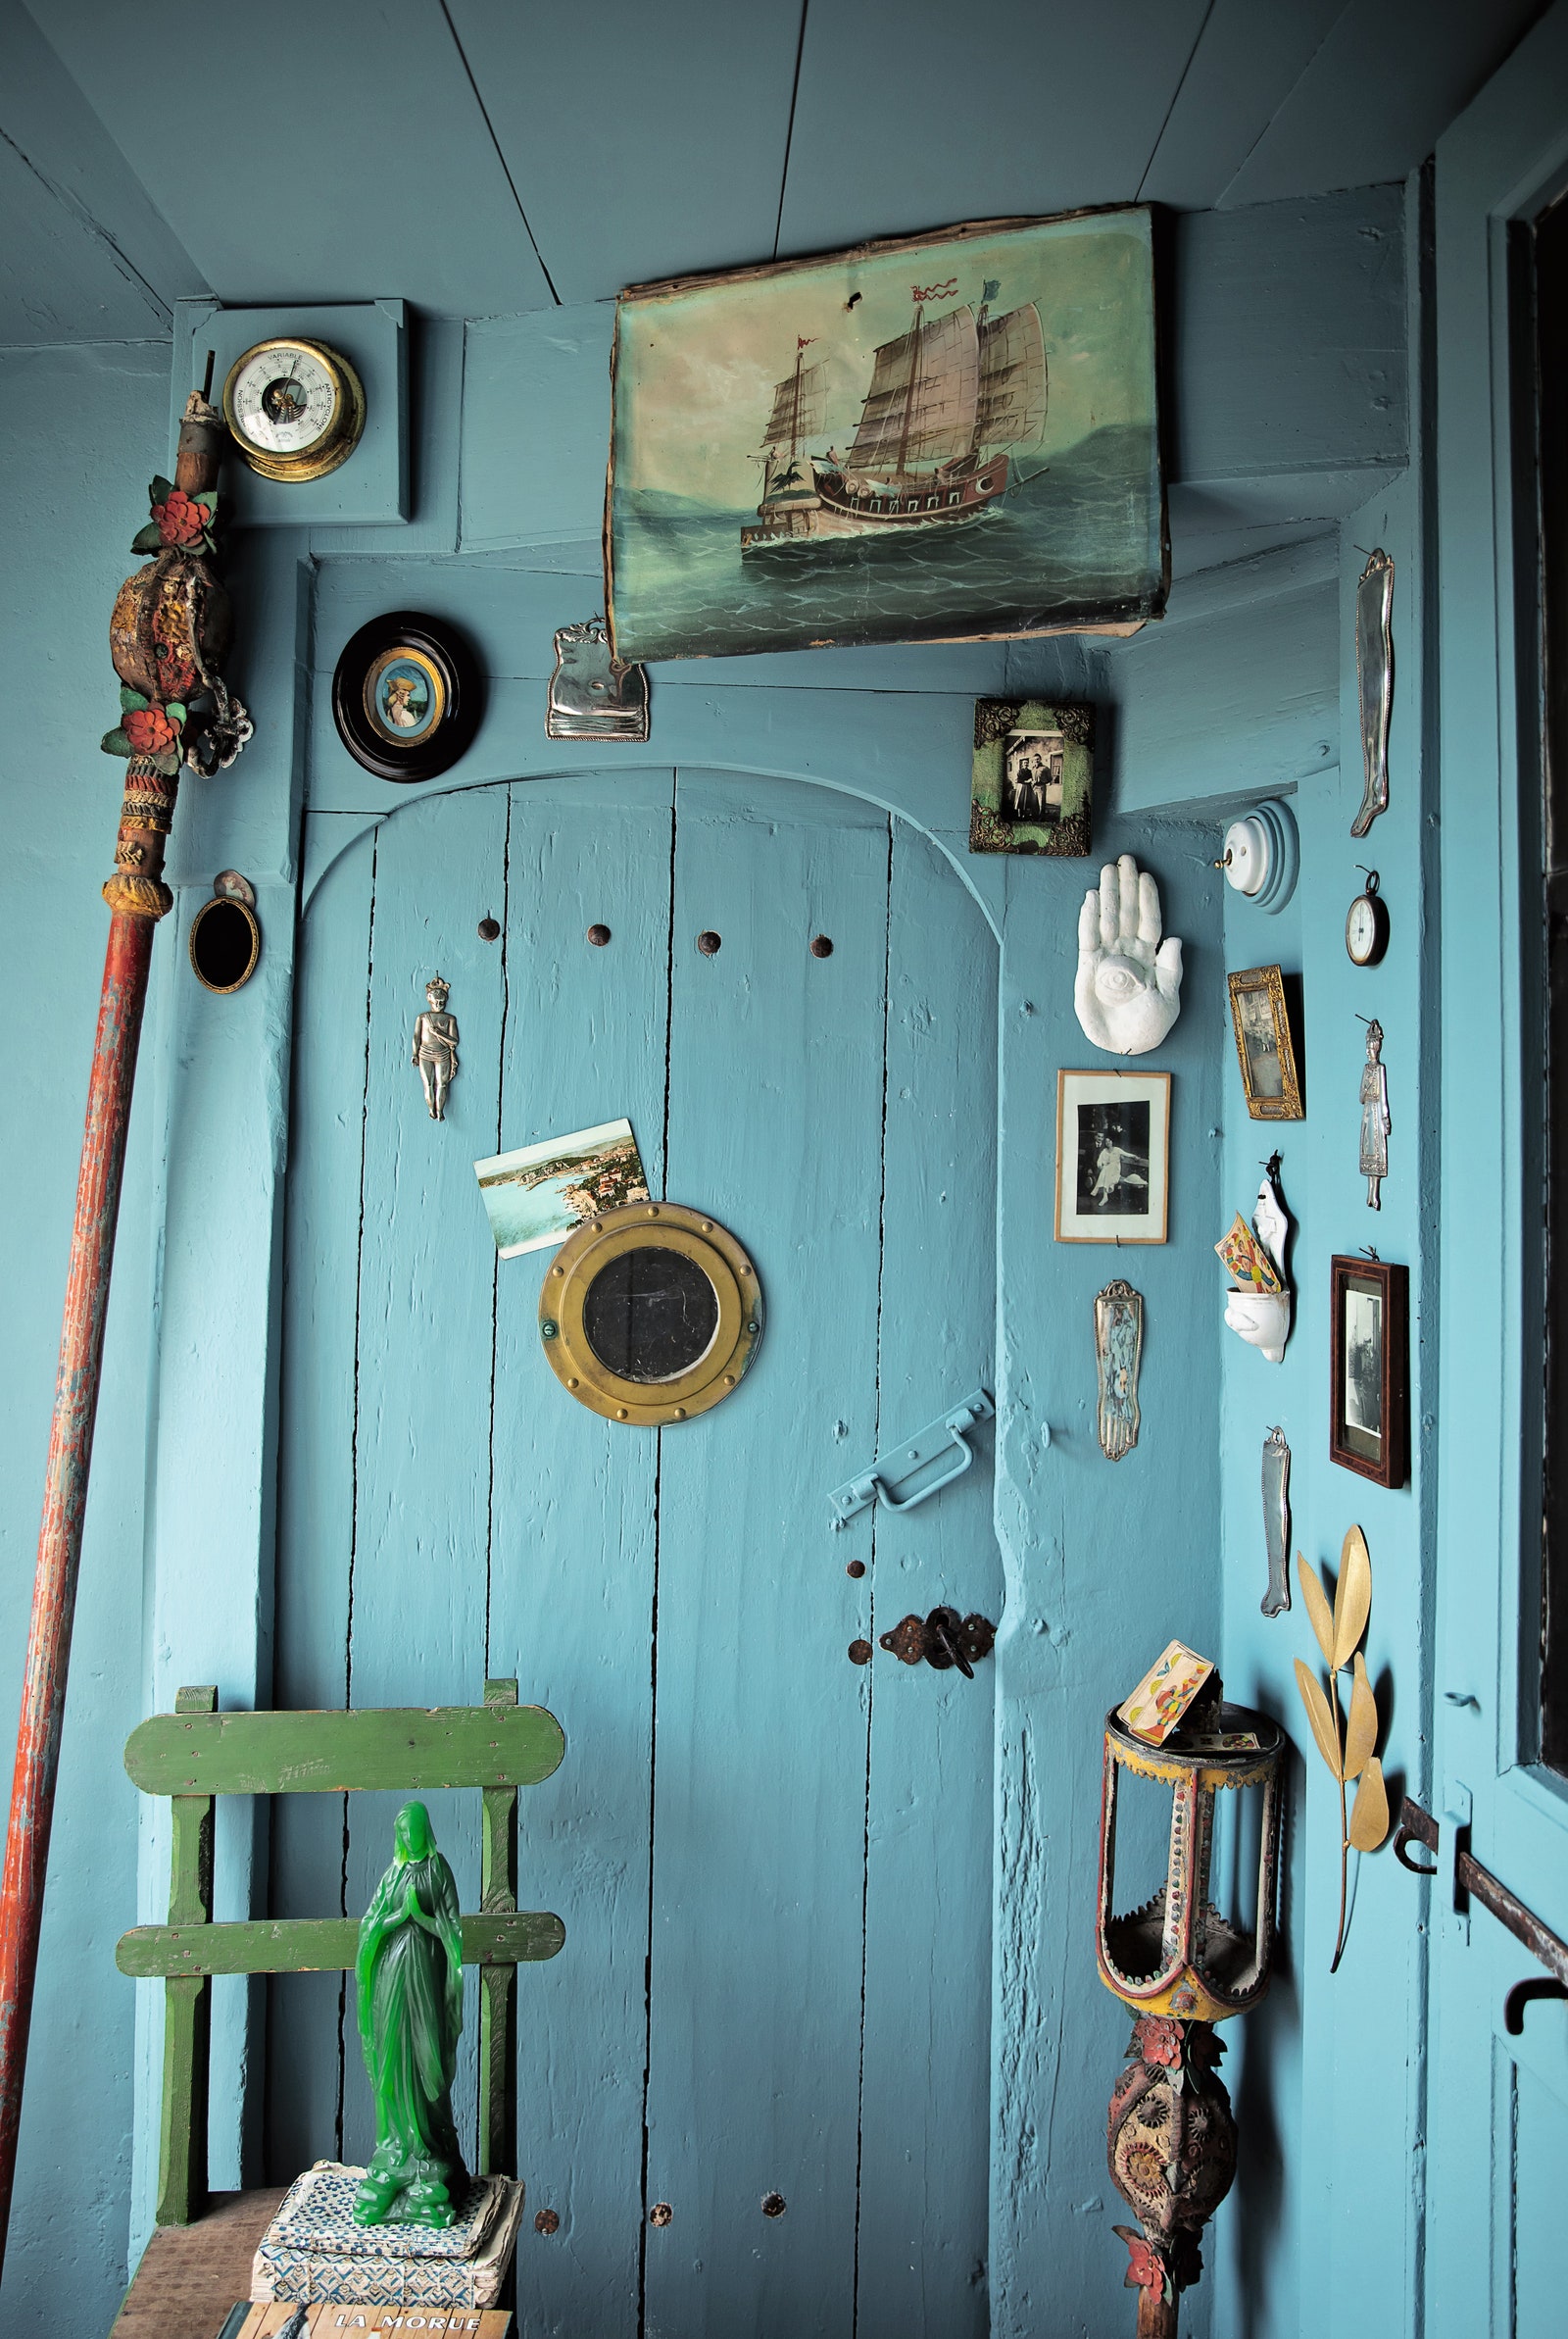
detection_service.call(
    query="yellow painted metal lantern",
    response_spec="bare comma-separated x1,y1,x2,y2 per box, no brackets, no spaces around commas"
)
1096,1694,1286,2334
1097,1697,1285,2022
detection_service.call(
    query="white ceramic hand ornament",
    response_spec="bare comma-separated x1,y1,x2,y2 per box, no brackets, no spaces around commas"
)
1074,854,1184,1056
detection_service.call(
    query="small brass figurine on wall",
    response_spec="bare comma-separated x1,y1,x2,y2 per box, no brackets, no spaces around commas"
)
412,975,459,1121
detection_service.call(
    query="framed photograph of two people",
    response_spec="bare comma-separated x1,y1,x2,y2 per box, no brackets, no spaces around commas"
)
1054,1070,1170,1244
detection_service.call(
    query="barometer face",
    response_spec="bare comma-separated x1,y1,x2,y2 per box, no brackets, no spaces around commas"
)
222,337,365,480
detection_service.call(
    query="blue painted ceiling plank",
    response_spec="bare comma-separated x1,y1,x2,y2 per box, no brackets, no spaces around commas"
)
24,0,556,316
1219,0,1550,208
775,0,1212,256
1138,0,1346,211
0,0,207,334
446,0,808,304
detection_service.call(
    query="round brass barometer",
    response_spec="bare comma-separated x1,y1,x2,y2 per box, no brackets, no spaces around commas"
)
539,1204,762,1425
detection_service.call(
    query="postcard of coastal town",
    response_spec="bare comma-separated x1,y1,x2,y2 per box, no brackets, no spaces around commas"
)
474,1119,651,1259
606,208,1164,663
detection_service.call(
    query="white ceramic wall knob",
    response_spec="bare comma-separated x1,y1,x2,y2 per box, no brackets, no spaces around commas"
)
1217,801,1298,913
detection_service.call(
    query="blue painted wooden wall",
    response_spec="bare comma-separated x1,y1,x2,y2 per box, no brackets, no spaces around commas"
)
2,20,1558,2324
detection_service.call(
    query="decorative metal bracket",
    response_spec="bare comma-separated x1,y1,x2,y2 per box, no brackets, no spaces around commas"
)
829,1389,993,1526
879,1606,996,1677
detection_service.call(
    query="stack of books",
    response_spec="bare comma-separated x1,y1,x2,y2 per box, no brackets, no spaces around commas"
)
244,2163,526,2316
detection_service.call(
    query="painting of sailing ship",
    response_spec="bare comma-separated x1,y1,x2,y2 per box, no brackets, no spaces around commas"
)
606,209,1165,663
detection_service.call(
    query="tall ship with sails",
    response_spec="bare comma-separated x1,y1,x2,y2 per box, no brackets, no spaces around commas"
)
741,282,1048,553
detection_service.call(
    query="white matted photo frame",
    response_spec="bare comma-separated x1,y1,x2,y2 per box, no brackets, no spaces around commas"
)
1055,1070,1171,1244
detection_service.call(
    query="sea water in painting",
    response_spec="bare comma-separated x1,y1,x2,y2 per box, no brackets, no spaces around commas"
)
607,209,1165,662
474,1119,651,1259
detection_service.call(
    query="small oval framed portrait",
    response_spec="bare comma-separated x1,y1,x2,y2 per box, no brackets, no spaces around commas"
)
331,612,480,782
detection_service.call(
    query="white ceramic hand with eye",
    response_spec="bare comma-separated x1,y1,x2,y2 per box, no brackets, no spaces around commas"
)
1074,854,1184,1056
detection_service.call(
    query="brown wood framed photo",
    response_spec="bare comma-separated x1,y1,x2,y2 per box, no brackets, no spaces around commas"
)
1054,1069,1170,1244
1227,963,1303,1120
1330,1254,1408,1487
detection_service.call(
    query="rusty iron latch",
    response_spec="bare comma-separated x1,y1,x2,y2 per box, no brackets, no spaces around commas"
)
1394,1795,1568,2032
879,1606,996,1679
829,1388,993,1526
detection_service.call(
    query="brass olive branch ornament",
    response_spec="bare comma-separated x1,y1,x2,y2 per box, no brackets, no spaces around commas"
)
1294,1525,1390,1972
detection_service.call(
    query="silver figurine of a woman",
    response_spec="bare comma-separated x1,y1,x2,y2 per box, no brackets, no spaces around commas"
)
412,974,460,1122
1359,1019,1391,1209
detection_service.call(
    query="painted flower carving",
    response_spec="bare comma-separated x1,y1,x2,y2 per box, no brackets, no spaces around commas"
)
101,686,186,776
1114,2227,1170,2301
1135,2016,1185,2068
122,705,177,756
131,473,218,558
152,489,206,546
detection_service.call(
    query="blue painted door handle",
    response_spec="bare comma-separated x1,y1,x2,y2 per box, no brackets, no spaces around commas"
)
830,1388,994,1524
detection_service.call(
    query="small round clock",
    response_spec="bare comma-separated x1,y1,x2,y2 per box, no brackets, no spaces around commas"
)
222,337,366,481
1346,870,1389,967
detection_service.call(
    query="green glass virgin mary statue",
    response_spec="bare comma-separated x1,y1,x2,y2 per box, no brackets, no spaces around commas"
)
353,1800,469,2227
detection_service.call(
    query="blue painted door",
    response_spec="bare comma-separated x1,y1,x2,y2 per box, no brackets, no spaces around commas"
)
270,770,1001,2337
1428,23,1568,2332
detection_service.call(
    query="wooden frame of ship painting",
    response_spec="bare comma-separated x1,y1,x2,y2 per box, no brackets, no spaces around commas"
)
604,208,1167,664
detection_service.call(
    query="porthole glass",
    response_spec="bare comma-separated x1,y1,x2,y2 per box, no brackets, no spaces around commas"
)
539,1204,761,1425
582,1246,719,1382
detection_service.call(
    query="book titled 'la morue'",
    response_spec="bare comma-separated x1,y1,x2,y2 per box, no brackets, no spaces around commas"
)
220,2308,513,2337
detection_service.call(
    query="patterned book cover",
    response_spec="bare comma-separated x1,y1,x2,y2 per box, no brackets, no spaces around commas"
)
251,2165,524,2310
1117,1640,1215,1745
226,2305,513,2336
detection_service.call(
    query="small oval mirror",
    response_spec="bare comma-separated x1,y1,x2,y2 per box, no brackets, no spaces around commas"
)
582,1246,719,1382
189,894,261,993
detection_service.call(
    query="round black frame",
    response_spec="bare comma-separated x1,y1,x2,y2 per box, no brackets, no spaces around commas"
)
331,611,481,783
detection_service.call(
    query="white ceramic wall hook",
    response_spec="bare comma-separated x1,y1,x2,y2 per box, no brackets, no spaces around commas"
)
1220,1158,1294,1364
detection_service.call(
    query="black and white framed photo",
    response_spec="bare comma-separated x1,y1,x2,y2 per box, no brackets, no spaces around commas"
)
1329,1254,1408,1487
1054,1070,1171,1244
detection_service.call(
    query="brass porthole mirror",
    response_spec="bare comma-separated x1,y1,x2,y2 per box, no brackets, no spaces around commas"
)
539,1204,762,1425
188,870,261,994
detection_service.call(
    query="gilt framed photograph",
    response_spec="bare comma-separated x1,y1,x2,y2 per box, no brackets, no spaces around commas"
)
1054,1070,1170,1244
1329,1254,1408,1487
1227,963,1303,1120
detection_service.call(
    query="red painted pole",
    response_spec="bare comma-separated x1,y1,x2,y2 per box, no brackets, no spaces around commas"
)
0,909,155,2254
0,381,241,2274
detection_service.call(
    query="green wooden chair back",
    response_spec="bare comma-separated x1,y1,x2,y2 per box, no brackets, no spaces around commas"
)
117,1677,565,2226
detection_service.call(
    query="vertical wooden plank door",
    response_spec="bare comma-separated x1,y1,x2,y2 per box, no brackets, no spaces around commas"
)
273,771,1000,2337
